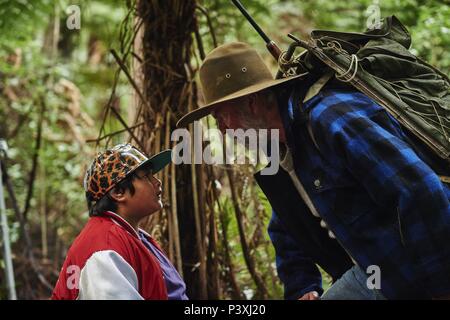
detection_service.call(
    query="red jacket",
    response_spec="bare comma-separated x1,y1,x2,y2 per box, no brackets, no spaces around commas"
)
52,211,168,300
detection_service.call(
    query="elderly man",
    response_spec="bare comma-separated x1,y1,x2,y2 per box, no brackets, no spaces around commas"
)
177,42,450,300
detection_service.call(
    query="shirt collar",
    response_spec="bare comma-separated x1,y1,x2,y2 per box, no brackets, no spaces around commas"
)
102,211,140,239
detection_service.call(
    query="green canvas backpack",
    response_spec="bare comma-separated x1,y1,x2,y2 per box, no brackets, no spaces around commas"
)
286,16,450,168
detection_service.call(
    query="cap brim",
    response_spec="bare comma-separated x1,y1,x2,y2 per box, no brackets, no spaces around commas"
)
141,149,172,174
176,74,303,128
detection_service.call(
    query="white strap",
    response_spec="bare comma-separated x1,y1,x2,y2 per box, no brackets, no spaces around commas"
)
303,72,334,103
280,148,321,219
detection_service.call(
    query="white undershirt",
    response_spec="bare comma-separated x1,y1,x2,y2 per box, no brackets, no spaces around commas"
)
279,144,336,239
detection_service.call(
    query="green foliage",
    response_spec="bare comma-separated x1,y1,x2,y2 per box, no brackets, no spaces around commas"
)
217,187,283,299
408,3,450,71
0,1,131,298
1,44,89,239
198,0,449,73
0,0,54,46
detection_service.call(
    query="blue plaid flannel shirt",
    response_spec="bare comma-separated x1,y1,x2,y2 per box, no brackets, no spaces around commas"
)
270,83,450,299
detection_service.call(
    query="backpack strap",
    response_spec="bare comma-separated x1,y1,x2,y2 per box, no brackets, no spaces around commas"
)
298,72,334,152
303,72,334,104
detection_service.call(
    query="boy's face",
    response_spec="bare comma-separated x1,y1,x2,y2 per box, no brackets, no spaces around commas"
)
126,168,163,219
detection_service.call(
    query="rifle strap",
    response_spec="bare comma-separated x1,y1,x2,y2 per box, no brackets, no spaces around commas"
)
301,72,334,151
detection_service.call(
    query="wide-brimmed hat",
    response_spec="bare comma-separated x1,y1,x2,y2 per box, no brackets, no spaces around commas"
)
176,42,303,127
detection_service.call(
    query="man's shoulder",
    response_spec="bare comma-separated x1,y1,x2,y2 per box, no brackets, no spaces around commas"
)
305,88,384,127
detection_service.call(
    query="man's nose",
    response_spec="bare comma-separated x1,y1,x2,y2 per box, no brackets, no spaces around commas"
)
217,120,227,134
218,113,231,132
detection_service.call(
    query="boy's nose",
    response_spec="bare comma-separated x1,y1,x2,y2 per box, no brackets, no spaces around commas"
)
152,176,162,188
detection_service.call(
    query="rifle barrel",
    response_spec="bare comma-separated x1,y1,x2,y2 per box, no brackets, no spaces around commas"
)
230,0,281,60
231,0,270,43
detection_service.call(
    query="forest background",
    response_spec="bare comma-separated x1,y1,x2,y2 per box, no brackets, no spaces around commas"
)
0,0,448,299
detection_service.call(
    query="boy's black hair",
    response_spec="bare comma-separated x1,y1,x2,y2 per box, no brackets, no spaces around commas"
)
89,173,138,217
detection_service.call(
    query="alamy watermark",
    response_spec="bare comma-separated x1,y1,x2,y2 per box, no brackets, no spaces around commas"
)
66,5,81,30
65,263,382,292
66,265,81,290
365,0,382,30
170,121,281,176
366,265,381,290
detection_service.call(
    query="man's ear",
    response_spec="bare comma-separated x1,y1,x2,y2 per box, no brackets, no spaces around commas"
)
108,187,127,203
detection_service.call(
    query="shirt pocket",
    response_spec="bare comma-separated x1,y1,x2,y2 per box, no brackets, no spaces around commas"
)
309,167,368,225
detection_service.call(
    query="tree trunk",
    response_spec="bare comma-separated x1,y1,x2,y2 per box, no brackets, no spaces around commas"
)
135,0,208,299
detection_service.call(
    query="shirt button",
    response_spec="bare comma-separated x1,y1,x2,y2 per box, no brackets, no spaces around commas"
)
328,231,336,239
314,179,321,188
320,220,327,228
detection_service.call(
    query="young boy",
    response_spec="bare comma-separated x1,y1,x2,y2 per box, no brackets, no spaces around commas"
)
52,143,187,300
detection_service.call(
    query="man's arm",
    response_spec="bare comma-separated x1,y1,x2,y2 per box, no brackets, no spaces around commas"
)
310,91,450,298
78,250,144,300
268,211,322,299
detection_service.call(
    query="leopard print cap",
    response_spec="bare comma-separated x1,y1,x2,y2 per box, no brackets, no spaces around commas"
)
84,143,149,205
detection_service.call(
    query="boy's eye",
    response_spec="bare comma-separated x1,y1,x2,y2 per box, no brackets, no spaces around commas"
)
140,171,153,181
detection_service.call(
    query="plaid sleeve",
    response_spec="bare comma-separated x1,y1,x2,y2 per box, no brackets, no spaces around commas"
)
309,91,450,298
268,211,323,299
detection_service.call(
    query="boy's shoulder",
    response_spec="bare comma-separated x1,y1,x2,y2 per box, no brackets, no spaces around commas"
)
66,216,136,265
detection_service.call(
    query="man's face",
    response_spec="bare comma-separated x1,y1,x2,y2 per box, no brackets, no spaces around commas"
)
127,169,163,218
211,97,256,133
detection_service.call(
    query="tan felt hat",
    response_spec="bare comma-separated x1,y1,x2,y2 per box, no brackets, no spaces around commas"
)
176,42,302,127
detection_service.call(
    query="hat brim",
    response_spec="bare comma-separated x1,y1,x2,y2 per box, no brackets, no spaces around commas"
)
140,149,172,174
176,74,304,128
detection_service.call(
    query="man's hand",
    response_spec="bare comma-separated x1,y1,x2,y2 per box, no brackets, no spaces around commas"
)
299,291,320,300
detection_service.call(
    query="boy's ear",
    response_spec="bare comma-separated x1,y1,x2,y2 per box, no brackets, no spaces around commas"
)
109,188,127,203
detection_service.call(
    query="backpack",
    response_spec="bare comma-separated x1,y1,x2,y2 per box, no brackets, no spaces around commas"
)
286,16,450,167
